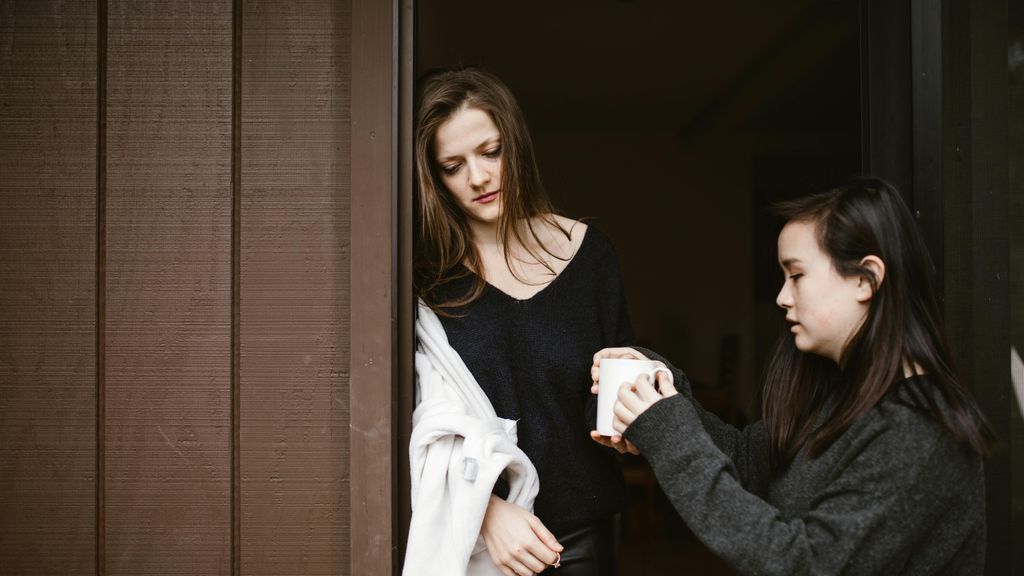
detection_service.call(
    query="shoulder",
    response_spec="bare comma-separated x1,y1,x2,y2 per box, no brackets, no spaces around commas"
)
530,214,597,264
551,214,588,240
840,379,982,481
548,215,620,259
422,266,478,313
544,214,589,255
873,377,956,440
849,389,943,454
871,380,985,506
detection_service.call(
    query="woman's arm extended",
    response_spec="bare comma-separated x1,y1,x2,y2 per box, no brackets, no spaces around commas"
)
619,380,976,575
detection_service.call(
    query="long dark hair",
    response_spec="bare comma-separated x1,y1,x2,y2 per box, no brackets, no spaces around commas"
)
762,177,995,472
414,67,568,311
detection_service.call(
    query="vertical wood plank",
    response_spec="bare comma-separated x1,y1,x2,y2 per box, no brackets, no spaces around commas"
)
239,0,350,574
0,2,97,574
105,2,232,573
351,0,396,572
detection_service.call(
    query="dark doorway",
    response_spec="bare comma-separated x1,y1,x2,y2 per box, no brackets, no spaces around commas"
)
416,2,862,573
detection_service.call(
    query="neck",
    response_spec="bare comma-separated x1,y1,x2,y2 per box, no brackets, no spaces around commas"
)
469,219,502,250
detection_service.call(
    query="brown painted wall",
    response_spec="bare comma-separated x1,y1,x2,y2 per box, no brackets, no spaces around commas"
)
0,1,352,574
240,1,350,573
105,2,232,573
0,2,98,574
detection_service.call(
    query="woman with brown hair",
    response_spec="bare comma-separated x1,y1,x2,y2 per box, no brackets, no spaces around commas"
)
410,67,633,576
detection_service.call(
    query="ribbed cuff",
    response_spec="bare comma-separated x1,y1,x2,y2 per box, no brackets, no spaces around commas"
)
623,393,698,458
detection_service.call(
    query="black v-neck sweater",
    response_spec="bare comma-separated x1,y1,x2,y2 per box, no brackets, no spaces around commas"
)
428,226,634,533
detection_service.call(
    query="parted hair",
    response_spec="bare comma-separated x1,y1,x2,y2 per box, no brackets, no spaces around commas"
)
414,67,568,312
762,177,995,472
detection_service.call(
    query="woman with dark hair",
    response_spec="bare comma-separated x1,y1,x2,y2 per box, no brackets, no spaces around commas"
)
410,67,633,576
591,178,995,574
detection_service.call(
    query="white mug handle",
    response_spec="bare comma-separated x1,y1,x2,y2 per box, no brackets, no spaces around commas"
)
647,367,673,391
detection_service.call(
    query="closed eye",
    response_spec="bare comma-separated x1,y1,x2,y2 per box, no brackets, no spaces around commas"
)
440,163,461,175
788,273,803,281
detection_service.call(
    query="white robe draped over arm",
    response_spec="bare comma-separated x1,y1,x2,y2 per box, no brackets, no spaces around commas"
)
403,301,540,576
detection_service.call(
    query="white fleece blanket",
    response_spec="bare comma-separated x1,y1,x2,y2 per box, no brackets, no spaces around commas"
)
403,301,540,576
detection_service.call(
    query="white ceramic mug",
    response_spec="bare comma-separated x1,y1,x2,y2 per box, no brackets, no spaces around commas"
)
596,358,673,436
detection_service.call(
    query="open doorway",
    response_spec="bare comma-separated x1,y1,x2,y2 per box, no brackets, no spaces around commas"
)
416,2,862,572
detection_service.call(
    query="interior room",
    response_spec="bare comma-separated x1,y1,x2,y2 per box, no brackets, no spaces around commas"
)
417,1,863,573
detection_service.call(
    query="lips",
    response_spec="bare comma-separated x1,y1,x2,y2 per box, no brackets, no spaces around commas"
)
474,190,500,204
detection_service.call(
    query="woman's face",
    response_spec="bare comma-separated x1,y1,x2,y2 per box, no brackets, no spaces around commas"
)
776,220,869,363
433,106,503,226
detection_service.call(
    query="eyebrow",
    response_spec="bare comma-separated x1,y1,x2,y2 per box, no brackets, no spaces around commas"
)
779,258,803,268
437,137,501,163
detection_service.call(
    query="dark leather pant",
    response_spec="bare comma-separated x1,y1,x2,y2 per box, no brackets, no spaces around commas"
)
540,517,617,576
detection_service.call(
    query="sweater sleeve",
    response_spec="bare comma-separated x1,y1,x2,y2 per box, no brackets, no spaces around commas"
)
632,346,771,493
624,393,977,575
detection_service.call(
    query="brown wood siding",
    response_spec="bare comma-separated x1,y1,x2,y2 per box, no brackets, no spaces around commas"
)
9,0,371,572
104,1,234,573
0,0,360,573
0,2,98,574
239,0,350,573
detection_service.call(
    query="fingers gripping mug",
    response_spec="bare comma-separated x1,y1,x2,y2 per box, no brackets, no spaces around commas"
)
596,358,673,436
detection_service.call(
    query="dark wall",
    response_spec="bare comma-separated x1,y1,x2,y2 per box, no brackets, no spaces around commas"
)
1011,0,1024,566
0,1,352,574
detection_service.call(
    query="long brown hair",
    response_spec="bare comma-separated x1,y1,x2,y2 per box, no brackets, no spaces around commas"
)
414,67,568,311
762,178,996,472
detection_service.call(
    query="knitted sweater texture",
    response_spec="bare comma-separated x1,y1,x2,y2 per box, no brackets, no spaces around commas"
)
431,226,634,533
624,348,986,575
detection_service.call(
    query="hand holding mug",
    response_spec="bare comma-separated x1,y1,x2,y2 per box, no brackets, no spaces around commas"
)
612,369,679,434
590,347,674,453
590,348,647,454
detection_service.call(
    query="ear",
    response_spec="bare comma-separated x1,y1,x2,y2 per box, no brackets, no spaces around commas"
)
855,255,886,303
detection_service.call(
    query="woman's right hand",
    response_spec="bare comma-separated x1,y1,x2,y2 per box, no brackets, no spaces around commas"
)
481,495,563,576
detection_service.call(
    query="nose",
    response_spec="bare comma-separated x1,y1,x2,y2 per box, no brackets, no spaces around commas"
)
466,159,490,189
776,281,793,310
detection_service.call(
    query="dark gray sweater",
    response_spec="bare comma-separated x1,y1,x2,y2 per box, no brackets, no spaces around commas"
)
623,348,986,575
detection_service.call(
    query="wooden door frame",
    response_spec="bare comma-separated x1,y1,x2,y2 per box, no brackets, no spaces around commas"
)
350,0,414,574
397,0,417,568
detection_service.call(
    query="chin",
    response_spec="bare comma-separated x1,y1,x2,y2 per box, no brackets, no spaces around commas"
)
793,337,819,357
473,206,502,224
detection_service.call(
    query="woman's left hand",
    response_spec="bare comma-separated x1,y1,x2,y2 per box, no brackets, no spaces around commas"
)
612,370,679,434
